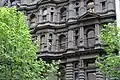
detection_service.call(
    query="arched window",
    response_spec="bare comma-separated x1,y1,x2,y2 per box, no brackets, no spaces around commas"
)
42,8,47,21
59,35,66,50
29,14,36,24
87,29,95,47
86,0,94,12
60,7,67,21
29,14,36,28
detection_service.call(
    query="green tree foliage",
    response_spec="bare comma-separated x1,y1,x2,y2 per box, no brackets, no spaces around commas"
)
0,7,58,80
97,22,120,79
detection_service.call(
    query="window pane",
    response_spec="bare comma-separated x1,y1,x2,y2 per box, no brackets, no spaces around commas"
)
87,30,94,38
88,38,95,47
59,35,66,50
102,2,106,10
87,72,96,80
87,30,95,47
75,73,79,80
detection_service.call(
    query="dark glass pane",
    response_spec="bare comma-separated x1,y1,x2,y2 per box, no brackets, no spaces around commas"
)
59,35,66,50
75,73,79,80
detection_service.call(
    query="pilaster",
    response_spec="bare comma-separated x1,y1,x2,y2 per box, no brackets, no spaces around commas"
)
52,34,56,51
68,1,76,22
57,11,60,22
66,63,74,80
48,8,51,22
67,29,75,53
79,59,85,80
46,33,50,51
56,35,59,51
37,34,40,52
95,23,101,49
53,12,57,22
39,9,42,23
41,35,44,51
79,25,85,51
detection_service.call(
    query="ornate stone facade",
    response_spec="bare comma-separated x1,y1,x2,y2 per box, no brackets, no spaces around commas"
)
1,0,116,80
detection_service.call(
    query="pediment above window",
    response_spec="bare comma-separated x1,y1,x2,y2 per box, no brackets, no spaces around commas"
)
79,12,100,20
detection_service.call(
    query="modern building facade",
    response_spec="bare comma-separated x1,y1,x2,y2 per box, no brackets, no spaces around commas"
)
1,0,116,80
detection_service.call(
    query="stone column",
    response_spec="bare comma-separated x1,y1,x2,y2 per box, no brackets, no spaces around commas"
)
80,0,86,16
57,11,60,22
48,8,51,22
67,29,74,53
41,35,44,51
39,9,42,23
66,63,73,80
53,10,57,22
45,8,49,22
79,25,85,51
96,69,104,80
52,33,56,51
94,0,101,13
95,23,101,49
68,1,76,22
56,35,59,51
79,59,85,80
46,33,49,51
37,34,40,52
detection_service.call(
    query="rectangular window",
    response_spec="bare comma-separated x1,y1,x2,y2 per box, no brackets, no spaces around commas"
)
85,59,96,68
102,1,106,11
75,7,79,15
51,12,54,22
74,73,79,80
75,36,78,46
43,15,47,21
74,29,79,46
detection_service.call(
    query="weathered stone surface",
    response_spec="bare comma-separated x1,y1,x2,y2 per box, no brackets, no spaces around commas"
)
1,0,116,80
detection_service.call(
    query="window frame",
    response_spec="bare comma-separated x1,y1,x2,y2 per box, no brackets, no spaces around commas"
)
59,35,66,50
86,29,95,48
